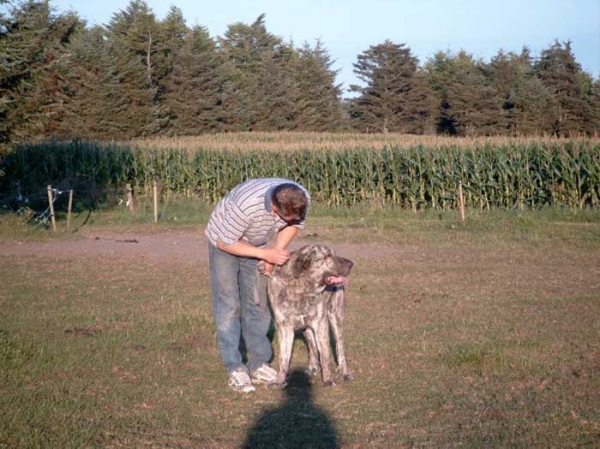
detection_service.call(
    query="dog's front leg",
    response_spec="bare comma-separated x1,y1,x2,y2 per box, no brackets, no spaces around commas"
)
314,318,334,387
272,325,294,388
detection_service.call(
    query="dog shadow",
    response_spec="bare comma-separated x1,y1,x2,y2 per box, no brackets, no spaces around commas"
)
242,369,339,449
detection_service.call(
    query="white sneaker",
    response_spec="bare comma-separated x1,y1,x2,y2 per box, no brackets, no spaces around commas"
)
250,364,278,384
228,370,256,393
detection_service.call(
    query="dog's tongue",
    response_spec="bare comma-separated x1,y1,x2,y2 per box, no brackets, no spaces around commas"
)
326,276,348,286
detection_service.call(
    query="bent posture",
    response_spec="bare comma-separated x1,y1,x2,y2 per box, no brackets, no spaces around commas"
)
205,178,311,393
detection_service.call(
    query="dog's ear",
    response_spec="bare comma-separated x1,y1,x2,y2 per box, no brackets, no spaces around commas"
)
292,249,313,277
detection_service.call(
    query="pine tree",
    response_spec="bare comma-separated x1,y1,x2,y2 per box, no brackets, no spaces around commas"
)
291,40,345,131
488,49,521,133
426,50,501,136
108,0,158,86
52,26,110,140
349,41,430,134
158,6,188,82
254,42,298,130
506,48,552,135
485,48,551,135
107,0,164,133
217,14,286,131
56,25,154,140
0,0,80,149
162,25,222,135
580,75,600,135
424,50,456,135
535,40,588,136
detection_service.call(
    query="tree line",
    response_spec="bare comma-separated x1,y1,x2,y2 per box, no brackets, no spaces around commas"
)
1,0,599,155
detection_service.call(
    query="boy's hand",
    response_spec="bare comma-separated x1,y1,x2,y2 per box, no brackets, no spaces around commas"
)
263,247,290,265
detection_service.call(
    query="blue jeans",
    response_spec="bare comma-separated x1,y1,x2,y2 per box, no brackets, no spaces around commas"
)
208,243,272,373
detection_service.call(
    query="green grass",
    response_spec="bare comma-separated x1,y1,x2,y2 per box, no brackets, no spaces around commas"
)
1,203,600,447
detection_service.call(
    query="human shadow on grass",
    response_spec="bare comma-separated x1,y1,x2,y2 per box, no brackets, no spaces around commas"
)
242,369,339,449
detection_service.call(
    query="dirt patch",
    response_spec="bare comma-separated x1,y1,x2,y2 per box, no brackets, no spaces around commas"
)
1,230,208,264
2,228,599,301
0,228,401,264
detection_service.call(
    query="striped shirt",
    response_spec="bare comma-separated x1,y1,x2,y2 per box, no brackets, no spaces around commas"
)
205,178,311,247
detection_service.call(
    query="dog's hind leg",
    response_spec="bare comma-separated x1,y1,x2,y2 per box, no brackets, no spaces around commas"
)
303,327,320,378
329,289,352,381
314,319,335,387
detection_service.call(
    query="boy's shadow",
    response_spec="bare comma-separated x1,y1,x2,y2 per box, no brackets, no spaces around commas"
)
243,369,339,449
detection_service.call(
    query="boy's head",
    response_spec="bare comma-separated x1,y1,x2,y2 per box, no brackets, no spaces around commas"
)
271,183,309,224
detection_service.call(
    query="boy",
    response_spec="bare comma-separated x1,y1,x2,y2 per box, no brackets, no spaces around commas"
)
205,178,311,392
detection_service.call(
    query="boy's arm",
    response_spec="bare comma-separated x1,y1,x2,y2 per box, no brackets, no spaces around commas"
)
216,239,290,265
260,226,300,275
274,225,299,250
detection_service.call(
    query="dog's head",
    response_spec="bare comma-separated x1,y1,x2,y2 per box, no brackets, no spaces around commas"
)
274,244,353,289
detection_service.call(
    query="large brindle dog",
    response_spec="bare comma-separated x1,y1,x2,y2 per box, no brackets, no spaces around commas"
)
263,244,353,388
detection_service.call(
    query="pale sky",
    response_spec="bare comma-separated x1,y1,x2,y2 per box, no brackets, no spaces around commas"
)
43,0,600,93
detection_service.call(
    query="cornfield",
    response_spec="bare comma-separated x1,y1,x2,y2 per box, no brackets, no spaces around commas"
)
1,135,599,210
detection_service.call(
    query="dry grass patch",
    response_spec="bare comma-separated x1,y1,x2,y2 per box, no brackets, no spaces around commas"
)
1,210,599,447
135,131,600,152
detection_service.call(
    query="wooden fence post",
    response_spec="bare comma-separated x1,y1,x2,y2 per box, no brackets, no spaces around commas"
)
153,181,158,224
67,190,73,230
126,183,135,213
47,185,57,232
458,181,466,223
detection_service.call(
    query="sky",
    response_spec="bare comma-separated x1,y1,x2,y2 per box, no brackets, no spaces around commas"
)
44,0,600,94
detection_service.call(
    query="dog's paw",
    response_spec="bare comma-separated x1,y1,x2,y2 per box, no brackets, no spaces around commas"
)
304,367,319,378
268,380,288,389
336,366,353,382
322,379,336,388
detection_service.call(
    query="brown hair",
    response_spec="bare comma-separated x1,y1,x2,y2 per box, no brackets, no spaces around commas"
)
272,183,309,220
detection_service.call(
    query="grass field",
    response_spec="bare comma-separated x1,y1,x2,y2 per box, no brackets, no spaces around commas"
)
1,204,600,447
